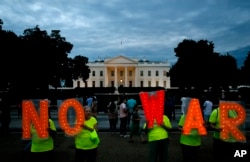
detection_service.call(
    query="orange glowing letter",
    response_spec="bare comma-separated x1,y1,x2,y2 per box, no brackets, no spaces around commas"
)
220,101,246,141
183,98,207,135
139,90,165,128
22,100,49,139
58,99,85,136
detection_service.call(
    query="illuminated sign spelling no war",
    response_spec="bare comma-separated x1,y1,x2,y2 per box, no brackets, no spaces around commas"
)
22,91,247,142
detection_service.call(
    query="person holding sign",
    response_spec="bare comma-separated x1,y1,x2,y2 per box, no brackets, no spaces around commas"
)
178,97,205,162
140,90,172,162
29,114,57,162
209,97,247,162
74,106,100,162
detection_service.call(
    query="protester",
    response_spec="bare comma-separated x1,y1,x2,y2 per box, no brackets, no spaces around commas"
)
126,97,137,128
119,96,128,137
203,96,213,126
74,106,100,162
209,92,240,162
107,100,118,135
91,96,98,118
128,104,146,143
143,115,172,162
0,94,11,137
178,114,202,162
86,95,93,107
164,93,175,121
29,113,57,162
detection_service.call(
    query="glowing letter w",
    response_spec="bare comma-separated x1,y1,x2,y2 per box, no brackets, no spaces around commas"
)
139,90,165,128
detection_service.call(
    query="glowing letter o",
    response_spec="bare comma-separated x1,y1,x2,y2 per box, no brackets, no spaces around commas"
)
58,99,85,136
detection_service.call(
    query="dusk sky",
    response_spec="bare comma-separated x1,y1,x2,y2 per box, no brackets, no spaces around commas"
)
1,0,250,65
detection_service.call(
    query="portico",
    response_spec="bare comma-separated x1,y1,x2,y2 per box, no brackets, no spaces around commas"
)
73,55,171,89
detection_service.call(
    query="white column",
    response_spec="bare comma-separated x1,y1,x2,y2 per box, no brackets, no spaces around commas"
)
125,67,128,87
134,67,137,87
104,66,108,87
115,67,117,88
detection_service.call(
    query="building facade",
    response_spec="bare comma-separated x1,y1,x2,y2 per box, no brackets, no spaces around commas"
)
73,55,171,89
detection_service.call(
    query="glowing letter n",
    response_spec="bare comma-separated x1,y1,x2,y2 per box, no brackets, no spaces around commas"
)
22,100,49,139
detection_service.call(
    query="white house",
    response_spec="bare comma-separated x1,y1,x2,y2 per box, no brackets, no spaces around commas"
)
73,55,171,89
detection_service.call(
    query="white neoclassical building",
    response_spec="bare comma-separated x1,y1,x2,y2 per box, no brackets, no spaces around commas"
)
73,55,171,89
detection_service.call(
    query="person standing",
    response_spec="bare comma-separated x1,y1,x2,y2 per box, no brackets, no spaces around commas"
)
143,115,172,162
0,93,11,137
164,93,175,121
75,106,100,162
203,96,213,126
209,92,239,162
178,114,201,162
29,117,57,162
91,96,98,118
126,97,137,128
119,96,128,137
128,105,146,143
86,95,93,107
107,100,118,135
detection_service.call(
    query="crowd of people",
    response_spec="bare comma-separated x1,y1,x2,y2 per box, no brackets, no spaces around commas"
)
0,92,249,162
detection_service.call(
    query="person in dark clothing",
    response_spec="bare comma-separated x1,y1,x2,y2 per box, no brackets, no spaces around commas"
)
107,100,118,135
164,93,175,121
0,94,11,137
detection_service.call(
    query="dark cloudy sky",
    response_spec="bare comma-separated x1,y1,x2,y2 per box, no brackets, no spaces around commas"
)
1,0,250,65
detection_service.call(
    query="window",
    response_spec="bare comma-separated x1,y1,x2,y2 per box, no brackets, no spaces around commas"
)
92,81,95,87
148,81,151,87
111,71,114,77
140,71,143,76
148,71,151,76
120,71,123,77
140,81,144,87
77,81,80,87
164,81,166,87
100,71,103,76
163,71,167,76
111,81,114,87
129,70,132,76
92,71,95,77
156,70,159,76
100,81,103,87
156,81,159,87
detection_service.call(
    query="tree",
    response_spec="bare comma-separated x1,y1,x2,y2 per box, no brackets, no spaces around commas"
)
169,39,217,91
70,55,90,87
168,39,239,92
217,54,238,90
0,22,93,97
0,22,20,91
48,29,73,88
240,52,250,85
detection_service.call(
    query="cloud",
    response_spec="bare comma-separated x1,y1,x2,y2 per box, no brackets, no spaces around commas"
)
0,0,250,66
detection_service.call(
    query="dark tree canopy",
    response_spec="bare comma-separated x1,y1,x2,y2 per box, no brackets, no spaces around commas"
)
241,52,250,85
169,39,239,93
0,21,90,98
